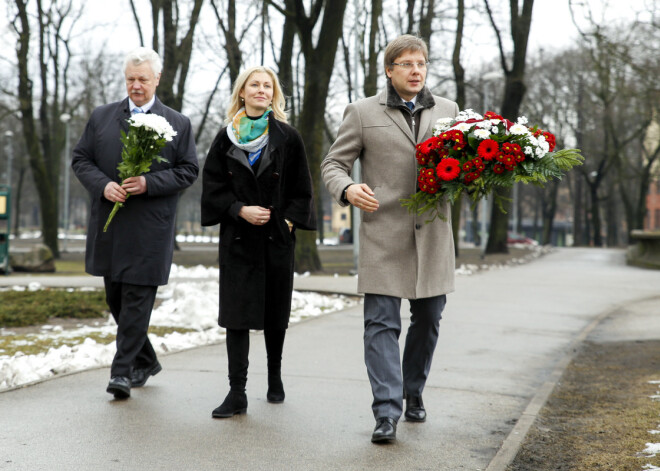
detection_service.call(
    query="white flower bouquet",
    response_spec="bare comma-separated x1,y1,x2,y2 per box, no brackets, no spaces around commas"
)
103,113,177,232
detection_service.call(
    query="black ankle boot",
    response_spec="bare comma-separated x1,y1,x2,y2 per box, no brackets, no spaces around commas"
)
267,371,285,403
212,390,247,418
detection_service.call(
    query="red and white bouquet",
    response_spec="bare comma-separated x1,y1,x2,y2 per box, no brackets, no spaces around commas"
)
401,109,583,221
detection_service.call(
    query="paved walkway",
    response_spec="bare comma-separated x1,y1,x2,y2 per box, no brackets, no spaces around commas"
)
1,248,660,470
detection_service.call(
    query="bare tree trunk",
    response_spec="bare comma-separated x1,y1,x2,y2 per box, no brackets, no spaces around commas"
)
284,0,349,272
450,0,466,256
406,0,415,34
152,0,204,112
210,0,243,89
276,0,296,121
588,181,603,247
484,0,535,255
13,165,26,238
418,0,435,52
363,0,382,98
13,0,68,258
541,181,558,245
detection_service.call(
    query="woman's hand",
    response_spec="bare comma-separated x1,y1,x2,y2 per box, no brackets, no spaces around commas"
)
239,206,271,226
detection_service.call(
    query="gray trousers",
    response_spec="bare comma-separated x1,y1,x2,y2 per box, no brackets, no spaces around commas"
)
363,293,446,420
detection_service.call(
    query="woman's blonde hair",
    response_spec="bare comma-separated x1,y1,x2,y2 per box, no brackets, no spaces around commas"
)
226,66,288,123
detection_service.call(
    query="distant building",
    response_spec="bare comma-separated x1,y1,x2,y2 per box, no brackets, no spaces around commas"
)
647,179,660,230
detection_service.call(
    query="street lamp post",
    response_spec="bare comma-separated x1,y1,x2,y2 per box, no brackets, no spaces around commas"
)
60,113,71,252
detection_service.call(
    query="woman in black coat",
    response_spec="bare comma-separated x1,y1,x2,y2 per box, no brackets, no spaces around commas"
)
201,66,316,418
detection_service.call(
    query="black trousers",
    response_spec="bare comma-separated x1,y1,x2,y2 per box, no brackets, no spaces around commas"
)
104,278,158,378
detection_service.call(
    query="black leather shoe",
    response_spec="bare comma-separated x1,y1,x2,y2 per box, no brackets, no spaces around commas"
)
107,376,131,399
212,391,248,418
405,394,426,422
371,417,397,443
131,362,162,388
266,372,285,404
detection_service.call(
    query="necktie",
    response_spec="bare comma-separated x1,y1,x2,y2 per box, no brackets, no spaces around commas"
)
132,107,143,115
405,101,414,111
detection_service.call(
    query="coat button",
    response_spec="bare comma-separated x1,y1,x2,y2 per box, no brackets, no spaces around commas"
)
227,171,233,178
415,224,422,230
272,172,280,180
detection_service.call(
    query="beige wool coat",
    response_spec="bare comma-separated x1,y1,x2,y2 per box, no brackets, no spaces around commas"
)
321,87,459,299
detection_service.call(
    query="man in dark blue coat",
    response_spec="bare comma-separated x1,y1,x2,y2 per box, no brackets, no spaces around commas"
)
72,47,198,399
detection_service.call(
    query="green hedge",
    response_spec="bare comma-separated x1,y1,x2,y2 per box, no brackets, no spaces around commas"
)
0,289,107,328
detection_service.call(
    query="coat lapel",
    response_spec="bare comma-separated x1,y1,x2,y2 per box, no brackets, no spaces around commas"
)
227,145,252,172
380,91,415,145
115,98,131,134
255,117,284,178
417,108,433,143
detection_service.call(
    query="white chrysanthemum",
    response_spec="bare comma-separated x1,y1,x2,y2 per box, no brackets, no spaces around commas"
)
524,146,533,155
509,124,529,135
456,109,483,121
489,119,501,126
535,147,546,158
129,113,178,142
491,126,500,134
473,128,491,139
516,116,528,125
452,122,472,132
434,117,453,131
476,121,492,129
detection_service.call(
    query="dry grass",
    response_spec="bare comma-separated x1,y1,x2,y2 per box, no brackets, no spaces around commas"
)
508,340,660,471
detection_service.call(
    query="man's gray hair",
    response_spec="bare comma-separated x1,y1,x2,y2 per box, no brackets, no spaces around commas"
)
124,47,162,76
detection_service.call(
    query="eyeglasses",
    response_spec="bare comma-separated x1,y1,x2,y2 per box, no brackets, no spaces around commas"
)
391,62,429,69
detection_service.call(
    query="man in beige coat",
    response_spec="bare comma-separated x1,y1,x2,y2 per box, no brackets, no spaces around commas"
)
321,35,459,444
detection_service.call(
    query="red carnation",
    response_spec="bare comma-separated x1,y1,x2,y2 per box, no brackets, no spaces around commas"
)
473,158,486,172
484,111,504,120
543,131,556,152
416,153,430,166
493,163,505,174
462,161,473,172
436,157,461,181
464,171,480,184
425,184,439,194
477,139,499,161
499,153,516,166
